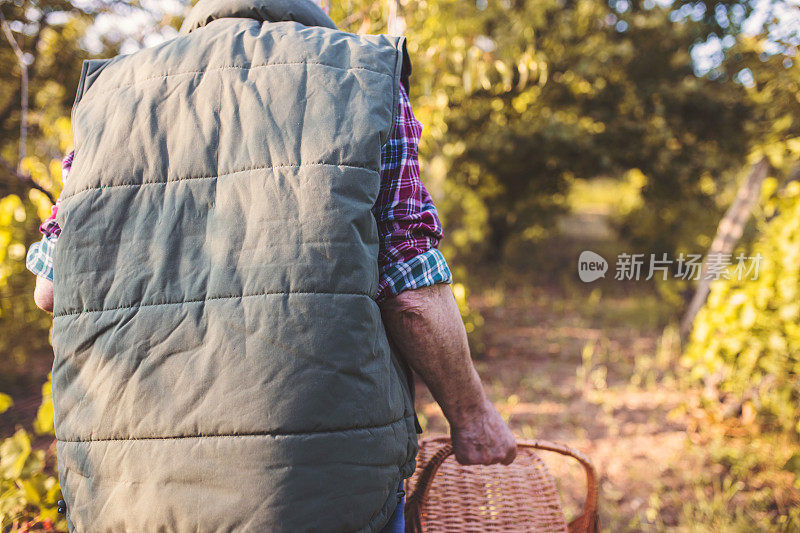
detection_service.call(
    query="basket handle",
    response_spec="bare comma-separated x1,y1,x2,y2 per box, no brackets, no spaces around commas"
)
404,438,599,533
404,440,454,533
524,440,599,533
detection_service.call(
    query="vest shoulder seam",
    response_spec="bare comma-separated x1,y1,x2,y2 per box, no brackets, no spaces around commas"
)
57,416,408,443
105,61,393,92
60,162,378,201
53,290,373,318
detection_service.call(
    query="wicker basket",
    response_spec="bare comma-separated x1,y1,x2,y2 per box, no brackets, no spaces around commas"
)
404,437,598,533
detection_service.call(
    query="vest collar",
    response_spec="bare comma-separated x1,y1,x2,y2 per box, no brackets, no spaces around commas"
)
180,0,337,35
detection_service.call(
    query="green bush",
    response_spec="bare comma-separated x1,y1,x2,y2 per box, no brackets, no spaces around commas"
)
684,181,800,436
0,380,65,532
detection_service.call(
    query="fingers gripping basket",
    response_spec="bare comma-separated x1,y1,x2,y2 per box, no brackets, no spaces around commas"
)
404,437,599,533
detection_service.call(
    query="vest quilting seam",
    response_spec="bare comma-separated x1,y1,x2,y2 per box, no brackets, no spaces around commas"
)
102,61,393,93
60,162,379,200
53,289,373,318
57,415,409,443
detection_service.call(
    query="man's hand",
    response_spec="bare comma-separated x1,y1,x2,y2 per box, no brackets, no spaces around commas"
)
379,283,517,466
450,399,517,465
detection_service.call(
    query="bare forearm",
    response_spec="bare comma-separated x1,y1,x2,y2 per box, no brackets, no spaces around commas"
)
379,283,486,425
380,283,516,465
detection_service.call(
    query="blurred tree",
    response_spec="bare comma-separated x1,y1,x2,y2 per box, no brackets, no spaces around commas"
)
719,20,800,178
338,0,765,263
1,1,113,180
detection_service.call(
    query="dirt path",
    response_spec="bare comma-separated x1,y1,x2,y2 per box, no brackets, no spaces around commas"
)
413,284,693,530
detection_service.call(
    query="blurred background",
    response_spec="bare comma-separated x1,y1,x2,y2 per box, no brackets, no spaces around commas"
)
0,0,799,530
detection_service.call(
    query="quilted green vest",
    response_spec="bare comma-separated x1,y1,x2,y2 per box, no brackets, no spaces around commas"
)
51,0,417,530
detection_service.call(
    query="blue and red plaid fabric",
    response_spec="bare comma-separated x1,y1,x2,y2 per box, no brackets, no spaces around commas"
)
374,85,450,300
27,86,451,301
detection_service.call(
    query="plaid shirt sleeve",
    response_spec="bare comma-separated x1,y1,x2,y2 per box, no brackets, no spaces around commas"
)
26,151,71,281
373,85,451,301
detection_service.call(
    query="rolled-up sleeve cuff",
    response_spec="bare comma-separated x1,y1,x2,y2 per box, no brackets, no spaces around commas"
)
26,235,55,282
376,248,452,302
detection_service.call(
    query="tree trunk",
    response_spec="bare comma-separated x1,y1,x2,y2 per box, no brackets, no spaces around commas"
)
1,10,28,171
680,157,771,338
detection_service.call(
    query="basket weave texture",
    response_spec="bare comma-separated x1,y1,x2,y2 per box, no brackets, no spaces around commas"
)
404,436,598,533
